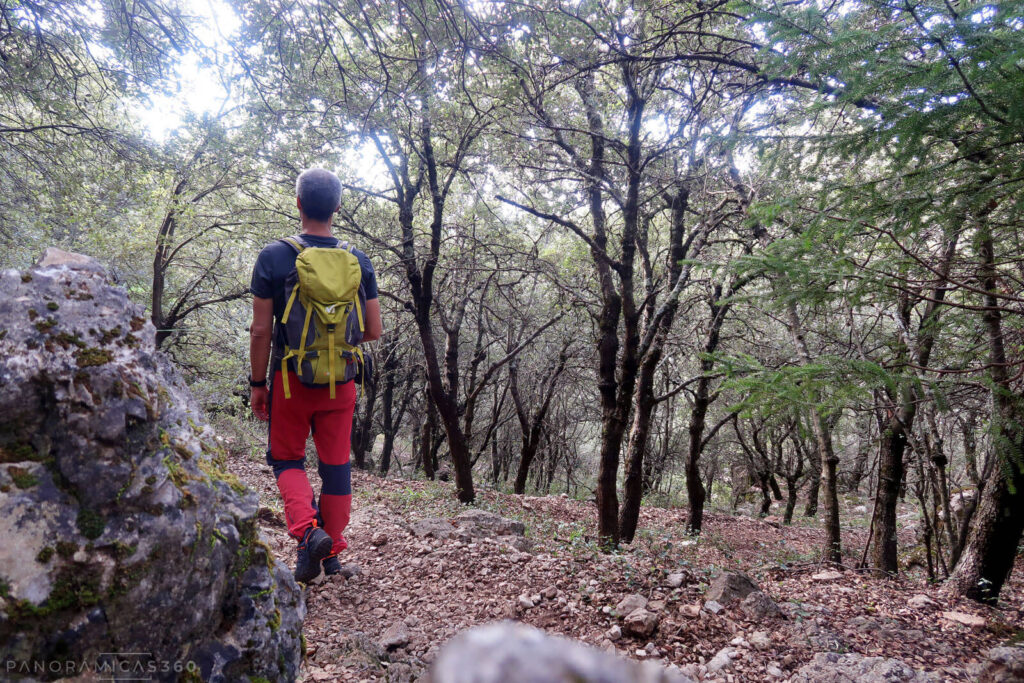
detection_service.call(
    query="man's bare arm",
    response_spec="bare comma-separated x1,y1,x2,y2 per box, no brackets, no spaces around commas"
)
250,297,274,380
362,297,383,342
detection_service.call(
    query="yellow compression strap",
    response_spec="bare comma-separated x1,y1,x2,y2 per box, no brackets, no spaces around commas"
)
297,305,313,365
328,326,336,400
282,287,299,328
281,356,291,399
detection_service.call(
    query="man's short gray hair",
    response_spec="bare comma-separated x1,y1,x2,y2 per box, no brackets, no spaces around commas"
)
296,168,342,222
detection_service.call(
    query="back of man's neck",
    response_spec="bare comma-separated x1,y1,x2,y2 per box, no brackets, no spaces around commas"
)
300,221,333,238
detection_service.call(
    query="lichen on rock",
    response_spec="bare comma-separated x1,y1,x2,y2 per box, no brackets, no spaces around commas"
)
0,249,304,682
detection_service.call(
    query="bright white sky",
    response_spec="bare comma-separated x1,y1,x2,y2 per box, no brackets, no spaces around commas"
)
135,0,240,138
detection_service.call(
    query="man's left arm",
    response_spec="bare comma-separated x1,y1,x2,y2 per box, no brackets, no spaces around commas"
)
363,297,382,342
358,250,383,342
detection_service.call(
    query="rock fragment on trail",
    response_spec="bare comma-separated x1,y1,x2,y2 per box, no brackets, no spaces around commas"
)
907,594,937,609
703,600,725,615
811,570,844,582
740,590,784,620
941,610,985,628
616,594,648,615
430,622,695,683
748,630,772,650
0,252,303,681
706,571,760,603
665,572,687,588
623,609,660,638
455,509,526,537
790,652,939,682
410,517,457,539
337,562,362,579
409,509,527,547
679,603,702,618
381,621,411,651
707,647,738,673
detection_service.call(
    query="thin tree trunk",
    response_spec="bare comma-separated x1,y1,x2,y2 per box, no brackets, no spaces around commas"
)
421,388,437,481
787,303,842,564
351,369,379,470
511,349,568,495
684,293,729,534
784,477,799,524
804,453,821,517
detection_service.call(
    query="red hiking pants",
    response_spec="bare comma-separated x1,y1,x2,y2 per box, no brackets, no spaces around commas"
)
267,370,355,555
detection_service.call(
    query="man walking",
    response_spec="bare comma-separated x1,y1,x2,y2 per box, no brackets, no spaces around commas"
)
249,167,382,583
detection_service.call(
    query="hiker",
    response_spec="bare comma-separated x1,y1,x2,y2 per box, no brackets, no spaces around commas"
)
248,167,382,583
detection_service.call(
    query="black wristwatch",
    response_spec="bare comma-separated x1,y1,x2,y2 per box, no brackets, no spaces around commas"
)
248,375,267,388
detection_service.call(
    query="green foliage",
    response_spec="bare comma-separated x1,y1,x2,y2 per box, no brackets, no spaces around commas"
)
8,466,38,489
76,507,106,540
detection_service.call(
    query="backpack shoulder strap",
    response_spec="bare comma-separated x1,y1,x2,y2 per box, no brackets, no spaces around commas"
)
280,235,307,253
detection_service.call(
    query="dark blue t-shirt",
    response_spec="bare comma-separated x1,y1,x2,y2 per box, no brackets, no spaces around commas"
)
250,234,379,323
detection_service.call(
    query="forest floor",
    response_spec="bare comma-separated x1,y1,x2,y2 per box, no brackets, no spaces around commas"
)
222,436,1024,682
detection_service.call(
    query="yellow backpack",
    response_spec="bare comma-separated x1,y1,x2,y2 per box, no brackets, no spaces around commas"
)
277,236,366,399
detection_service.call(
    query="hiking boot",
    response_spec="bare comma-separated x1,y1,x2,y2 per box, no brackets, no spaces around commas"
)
294,526,333,584
322,554,341,576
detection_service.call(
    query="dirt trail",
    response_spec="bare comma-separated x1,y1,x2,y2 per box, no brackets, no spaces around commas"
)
228,448,1024,682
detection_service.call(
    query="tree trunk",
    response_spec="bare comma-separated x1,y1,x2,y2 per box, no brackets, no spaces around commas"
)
685,376,711,534
787,303,842,564
804,452,821,517
868,236,956,573
350,369,379,470
870,413,907,572
421,388,436,480
961,413,981,486
783,476,799,524
758,474,772,516
511,350,568,495
620,184,691,543
377,356,397,476
578,68,643,549
619,356,659,542
684,293,730,534
950,230,1024,603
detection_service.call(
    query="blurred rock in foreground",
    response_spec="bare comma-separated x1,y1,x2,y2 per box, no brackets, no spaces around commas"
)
427,621,694,683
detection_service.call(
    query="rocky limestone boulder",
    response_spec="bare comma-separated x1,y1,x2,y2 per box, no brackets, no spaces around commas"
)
428,622,694,683
0,251,303,682
790,652,938,682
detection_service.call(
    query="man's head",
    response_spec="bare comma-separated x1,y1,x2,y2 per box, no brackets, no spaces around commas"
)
295,168,342,222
